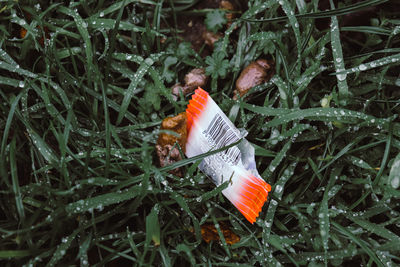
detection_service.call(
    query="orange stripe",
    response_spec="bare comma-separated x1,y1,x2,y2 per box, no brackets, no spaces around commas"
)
186,87,209,133
188,100,205,114
193,91,207,102
236,191,259,212
236,207,255,224
235,197,263,223
235,202,257,224
195,87,208,98
235,175,271,223
237,198,258,216
240,185,263,207
241,183,266,207
242,178,268,200
248,175,271,191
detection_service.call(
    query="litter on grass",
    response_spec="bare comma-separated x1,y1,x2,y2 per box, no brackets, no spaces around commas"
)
186,87,271,223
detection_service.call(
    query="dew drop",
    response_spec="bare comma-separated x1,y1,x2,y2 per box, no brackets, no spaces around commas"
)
269,165,276,172
391,176,400,189
275,185,283,194
395,78,400,87
359,64,367,71
336,73,347,81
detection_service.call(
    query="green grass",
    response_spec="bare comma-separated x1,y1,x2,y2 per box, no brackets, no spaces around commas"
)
1,0,400,266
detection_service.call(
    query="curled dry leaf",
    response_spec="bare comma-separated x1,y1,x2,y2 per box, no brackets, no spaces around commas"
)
171,83,185,100
202,30,223,48
172,68,208,99
157,112,187,151
234,59,274,99
19,11,50,46
200,223,240,245
184,68,208,89
20,27,28,38
156,112,187,176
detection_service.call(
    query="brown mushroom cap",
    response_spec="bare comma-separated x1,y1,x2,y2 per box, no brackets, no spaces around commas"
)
255,59,272,70
234,59,274,98
171,68,209,99
171,83,185,100
184,68,208,89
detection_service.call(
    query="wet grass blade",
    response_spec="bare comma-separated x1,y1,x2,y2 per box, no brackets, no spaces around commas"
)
10,136,25,221
331,221,384,267
0,250,32,259
65,185,143,214
1,1,399,265
116,57,154,125
332,53,400,76
388,152,400,189
46,229,79,267
242,0,388,22
329,0,349,105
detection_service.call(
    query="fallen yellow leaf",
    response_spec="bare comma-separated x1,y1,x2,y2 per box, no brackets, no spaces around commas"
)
200,223,240,245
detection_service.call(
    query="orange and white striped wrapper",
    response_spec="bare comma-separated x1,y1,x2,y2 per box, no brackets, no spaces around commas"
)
185,88,271,223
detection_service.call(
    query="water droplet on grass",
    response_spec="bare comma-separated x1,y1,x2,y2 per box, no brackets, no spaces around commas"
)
275,185,283,193
359,64,367,71
336,73,347,81
269,165,276,172
391,176,400,189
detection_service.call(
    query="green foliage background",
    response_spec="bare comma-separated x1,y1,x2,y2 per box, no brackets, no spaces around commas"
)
0,0,400,266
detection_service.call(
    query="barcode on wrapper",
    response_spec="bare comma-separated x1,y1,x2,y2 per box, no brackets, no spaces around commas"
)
203,113,241,165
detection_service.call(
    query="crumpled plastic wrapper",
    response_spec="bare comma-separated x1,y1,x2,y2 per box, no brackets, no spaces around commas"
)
185,88,271,223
